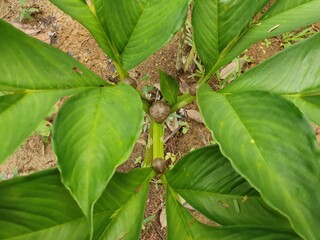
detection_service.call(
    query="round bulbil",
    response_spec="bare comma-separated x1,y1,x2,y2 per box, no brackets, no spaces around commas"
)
152,158,166,173
150,101,171,123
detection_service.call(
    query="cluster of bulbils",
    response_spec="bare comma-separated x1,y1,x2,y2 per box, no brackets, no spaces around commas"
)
124,77,197,173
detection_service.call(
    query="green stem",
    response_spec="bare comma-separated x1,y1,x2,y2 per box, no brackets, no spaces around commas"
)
161,175,182,203
113,61,128,81
171,93,195,113
153,121,164,159
237,57,242,78
160,174,168,190
143,120,153,167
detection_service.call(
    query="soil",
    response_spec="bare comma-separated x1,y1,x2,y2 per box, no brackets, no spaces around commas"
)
0,1,319,239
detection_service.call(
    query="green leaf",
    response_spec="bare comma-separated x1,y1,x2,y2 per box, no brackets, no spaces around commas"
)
0,169,87,240
48,0,118,61
0,20,107,91
223,0,320,67
0,19,107,165
166,186,300,240
0,91,76,165
262,0,315,19
52,84,144,221
159,70,179,105
166,145,292,230
198,85,320,240
166,187,215,240
0,168,153,239
93,168,153,240
192,0,268,72
50,0,189,70
221,33,320,124
291,96,320,125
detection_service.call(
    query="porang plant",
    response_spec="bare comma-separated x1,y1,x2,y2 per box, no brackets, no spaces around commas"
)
0,1,320,239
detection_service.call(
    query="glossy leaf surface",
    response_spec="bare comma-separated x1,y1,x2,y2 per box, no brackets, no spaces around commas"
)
222,33,320,124
50,0,189,70
0,168,152,239
192,0,268,72
53,84,144,219
0,169,87,240
0,20,107,91
0,20,105,165
93,168,153,240
198,86,320,239
262,0,315,19
166,187,300,240
159,70,179,105
223,0,320,68
0,91,74,165
166,146,291,230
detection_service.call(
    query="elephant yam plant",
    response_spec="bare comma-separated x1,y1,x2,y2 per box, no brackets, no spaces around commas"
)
0,0,320,239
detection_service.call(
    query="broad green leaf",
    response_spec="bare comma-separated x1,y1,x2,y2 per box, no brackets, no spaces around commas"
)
50,0,189,70
93,168,153,240
291,96,320,125
53,84,144,220
0,90,77,165
0,20,107,165
0,168,153,240
166,187,215,239
192,0,269,72
95,0,188,70
159,70,179,105
222,0,320,68
166,187,300,240
198,85,320,240
166,146,292,230
262,0,314,19
0,20,107,91
48,0,117,61
0,169,87,240
221,33,320,124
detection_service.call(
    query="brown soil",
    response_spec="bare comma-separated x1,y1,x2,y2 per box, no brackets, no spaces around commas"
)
0,1,319,239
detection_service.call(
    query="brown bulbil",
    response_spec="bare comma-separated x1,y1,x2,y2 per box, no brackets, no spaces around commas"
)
124,77,137,88
150,101,171,123
152,158,166,173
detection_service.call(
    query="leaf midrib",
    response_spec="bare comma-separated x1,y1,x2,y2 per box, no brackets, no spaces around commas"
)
119,1,149,57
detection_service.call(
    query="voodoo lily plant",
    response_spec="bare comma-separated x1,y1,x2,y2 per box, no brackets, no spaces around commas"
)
0,0,320,239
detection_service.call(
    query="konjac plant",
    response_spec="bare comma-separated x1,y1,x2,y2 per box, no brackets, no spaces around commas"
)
0,0,320,239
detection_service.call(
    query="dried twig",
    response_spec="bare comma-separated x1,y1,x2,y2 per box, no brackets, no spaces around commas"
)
164,125,182,143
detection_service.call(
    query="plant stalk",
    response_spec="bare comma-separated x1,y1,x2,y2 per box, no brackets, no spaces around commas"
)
143,119,154,167
113,61,128,81
171,93,195,113
152,121,164,159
